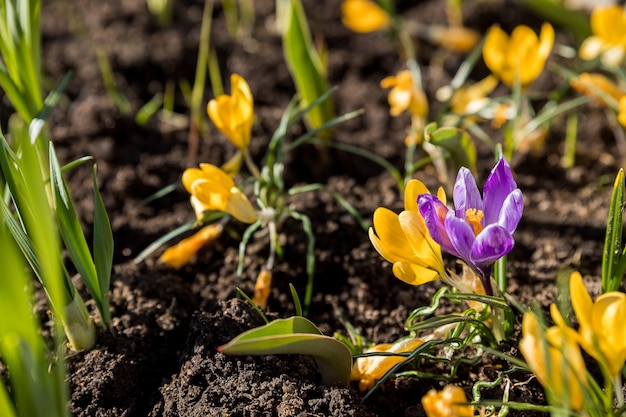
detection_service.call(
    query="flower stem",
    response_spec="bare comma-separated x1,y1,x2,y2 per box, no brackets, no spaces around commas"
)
243,149,261,178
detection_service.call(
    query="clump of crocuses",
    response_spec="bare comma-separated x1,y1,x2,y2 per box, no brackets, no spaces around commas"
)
418,156,523,295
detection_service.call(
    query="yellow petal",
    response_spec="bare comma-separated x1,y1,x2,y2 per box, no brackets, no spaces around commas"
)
252,268,272,308
483,25,508,79
592,292,626,375
422,385,473,417
398,211,443,272
224,187,258,223
403,179,429,212
352,338,423,391
569,271,593,329
182,167,207,194
200,163,236,189
159,224,223,268
341,0,390,33
592,5,626,45
369,208,414,264
579,36,604,61
191,179,230,211
392,262,439,285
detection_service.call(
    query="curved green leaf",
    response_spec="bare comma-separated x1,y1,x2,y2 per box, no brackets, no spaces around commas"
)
218,316,352,386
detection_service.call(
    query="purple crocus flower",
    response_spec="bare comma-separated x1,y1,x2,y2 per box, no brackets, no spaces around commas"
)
417,157,523,295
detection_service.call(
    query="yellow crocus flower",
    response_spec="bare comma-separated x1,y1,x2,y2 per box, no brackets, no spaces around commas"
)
381,70,428,118
570,271,626,377
483,23,554,88
341,0,390,33
159,223,224,268
207,73,254,151
449,75,499,117
183,163,258,223
570,72,624,107
369,179,446,285
421,385,473,417
350,337,423,391
519,309,587,410
579,5,626,67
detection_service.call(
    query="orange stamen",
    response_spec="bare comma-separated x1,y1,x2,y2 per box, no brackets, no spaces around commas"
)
465,208,484,235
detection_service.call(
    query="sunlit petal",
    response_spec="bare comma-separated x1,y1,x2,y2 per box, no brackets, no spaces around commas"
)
444,213,475,261
497,189,524,234
453,167,482,215
470,224,514,265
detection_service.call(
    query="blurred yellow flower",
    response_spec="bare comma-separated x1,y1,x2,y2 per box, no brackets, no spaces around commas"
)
369,179,446,285
579,5,626,66
519,309,587,410
183,163,258,223
449,75,499,117
570,271,626,377
426,26,481,54
159,224,224,268
350,337,423,391
570,72,624,106
208,73,254,151
341,0,390,33
381,70,428,118
483,23,554,88
619,96,626,128
421,385,473,417
252,268,272,308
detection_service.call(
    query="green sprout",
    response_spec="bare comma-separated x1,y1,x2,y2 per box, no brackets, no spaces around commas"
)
0,0,114,349
602,168,626,293
276,0,335,140
0,189,69,417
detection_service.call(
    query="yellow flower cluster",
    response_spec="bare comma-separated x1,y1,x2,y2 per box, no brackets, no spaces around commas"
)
161,74,257,268
520,272,626,410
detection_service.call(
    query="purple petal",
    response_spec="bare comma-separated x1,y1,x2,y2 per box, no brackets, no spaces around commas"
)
482,157,517,225
453,167,482,217
444,214,476,263
498,189,524,234
470,224,514,265
418,194,455,254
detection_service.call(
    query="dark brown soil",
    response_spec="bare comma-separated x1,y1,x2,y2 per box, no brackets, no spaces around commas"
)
1,0,621,416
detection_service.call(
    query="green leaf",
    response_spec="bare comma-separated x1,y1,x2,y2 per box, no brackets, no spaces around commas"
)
0,199,68,417
219,316,352,386
277,0,334,139
49,143,103,313
92,164,113,325
425,124,477,174
602,169,625,293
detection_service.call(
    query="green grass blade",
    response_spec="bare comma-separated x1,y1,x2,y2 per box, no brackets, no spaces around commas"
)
0,196,68,417
49,142,103,312
277,0,334,139
92,164,113,325
602,168,625,293
0,380,16,417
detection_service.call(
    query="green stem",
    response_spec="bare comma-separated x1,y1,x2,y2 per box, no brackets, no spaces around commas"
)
62,292,96,351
